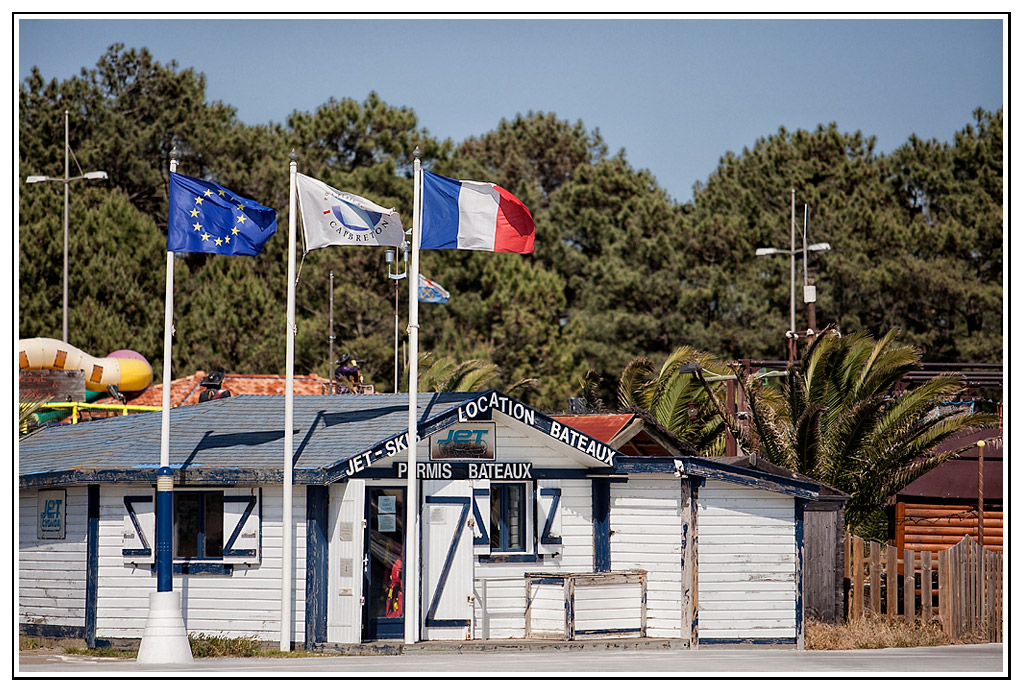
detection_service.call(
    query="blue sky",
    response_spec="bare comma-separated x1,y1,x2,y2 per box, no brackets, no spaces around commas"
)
16,15,1005,204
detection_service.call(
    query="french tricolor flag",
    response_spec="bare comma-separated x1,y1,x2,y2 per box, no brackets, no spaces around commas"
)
421,171,535,254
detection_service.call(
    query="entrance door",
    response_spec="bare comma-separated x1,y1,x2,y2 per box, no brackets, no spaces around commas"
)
362,487,406,640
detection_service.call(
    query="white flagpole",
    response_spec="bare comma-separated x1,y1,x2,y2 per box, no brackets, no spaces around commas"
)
405,149,423,644
137,148,192,665
281,150,298,651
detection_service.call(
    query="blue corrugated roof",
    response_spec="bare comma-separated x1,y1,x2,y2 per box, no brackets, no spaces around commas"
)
18,393,472,487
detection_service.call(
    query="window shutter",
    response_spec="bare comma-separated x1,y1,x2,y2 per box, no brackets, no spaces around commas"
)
471,481,490,556
122,494,154,561
223,488,261,563
537,481,563,554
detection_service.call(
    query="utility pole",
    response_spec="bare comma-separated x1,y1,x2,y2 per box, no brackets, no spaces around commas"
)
788,189,797,364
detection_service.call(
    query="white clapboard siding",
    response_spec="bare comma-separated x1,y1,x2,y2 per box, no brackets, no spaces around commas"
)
574,581,644,636
327,479,363,644
19,487,90,630
94,485,307,644
698,480,797,641
473,476,593,640
527,582,566,637
609,479,682,638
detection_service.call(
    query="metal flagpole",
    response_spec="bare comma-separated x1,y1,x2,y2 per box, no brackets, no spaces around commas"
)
281,150,298,651
329,270,335,394
136,148,193,664
62,110,69,344
405,149,423,644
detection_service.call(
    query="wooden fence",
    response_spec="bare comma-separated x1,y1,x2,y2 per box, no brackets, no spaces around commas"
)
845,533,1002,642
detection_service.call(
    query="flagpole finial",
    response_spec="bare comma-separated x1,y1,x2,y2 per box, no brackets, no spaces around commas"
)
289,149,298,162
413,146,422,160
169,146,180,161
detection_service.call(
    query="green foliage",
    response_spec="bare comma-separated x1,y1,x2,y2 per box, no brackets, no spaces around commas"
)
617,346,731,456
18,45,1002,414
734,327,1000,531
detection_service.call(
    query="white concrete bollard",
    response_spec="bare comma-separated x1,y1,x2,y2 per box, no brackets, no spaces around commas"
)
136,591,194,664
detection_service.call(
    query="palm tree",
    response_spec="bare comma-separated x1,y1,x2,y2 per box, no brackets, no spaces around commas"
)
732,326,999,535
618,345,733,456
410,352,538,397
18,399,49,438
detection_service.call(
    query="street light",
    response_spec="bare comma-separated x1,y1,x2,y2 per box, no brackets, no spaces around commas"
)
755,190,830,362
25,110,108,344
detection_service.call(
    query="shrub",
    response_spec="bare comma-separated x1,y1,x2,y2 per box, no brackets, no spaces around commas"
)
188,633,265,658
805,616,950,650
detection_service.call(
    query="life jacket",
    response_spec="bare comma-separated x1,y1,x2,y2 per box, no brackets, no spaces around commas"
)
386,558,403,617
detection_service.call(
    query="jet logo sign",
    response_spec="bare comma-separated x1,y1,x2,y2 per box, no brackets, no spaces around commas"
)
431,423,496,460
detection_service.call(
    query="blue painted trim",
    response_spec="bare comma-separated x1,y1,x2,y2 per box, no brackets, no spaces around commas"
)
575,628,643,636
222,494,258,558
592,479,611,572
321,390,618,484
690,479,700,644
305,486,329,648
529,577,565,585
426,618,471,628
20,623,86,641
795,498,806,648
472,488,489,547
477,554,541,564
613,457,820,500
539,487,562,545
121,494,153,557
155,467,174,591
150,562,233,575
698,637,798,645
422,495,471,628
352,466,593,481
85,485,99,649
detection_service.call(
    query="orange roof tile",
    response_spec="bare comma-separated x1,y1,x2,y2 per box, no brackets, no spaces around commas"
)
95,371,333,408
553,414,634,444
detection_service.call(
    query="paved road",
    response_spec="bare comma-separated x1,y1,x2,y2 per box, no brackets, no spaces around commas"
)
17,643,1005,676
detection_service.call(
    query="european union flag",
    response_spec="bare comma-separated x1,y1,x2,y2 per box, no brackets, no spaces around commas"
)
168,172,277,255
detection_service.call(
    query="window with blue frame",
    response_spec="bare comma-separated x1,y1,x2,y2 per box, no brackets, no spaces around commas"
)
173,491,224,559
490,483,526,552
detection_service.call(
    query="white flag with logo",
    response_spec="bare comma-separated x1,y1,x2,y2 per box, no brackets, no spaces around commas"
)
296,172,405,249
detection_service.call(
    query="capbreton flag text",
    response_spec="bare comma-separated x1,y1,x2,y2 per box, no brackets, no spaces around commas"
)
296,172,405,250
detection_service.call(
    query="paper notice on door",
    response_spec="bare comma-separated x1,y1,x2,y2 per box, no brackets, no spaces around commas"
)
378,513,397,532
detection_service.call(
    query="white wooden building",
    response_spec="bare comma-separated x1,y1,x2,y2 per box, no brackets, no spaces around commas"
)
19,391,820,648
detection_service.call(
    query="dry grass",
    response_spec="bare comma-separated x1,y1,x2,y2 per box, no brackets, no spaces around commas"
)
805,616,952,650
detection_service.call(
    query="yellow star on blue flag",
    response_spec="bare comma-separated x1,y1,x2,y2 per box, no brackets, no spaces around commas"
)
168,172,277,255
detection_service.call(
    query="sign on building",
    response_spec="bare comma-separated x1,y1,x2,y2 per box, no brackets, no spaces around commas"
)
37,489,67,540
20,369,86,403
430,422,496,460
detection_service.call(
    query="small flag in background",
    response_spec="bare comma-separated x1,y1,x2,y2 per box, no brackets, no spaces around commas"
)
418,273,450,304
168,172,277,255
296,172,405,250
421,171,534,254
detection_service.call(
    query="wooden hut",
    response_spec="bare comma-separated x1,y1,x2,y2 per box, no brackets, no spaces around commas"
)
888,429,1003,554
20,391,826,649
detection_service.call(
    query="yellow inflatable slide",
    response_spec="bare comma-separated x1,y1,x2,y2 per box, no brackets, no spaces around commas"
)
18,337,154,393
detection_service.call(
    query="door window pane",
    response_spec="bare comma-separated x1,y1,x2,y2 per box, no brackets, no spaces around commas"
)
367,489,404,620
